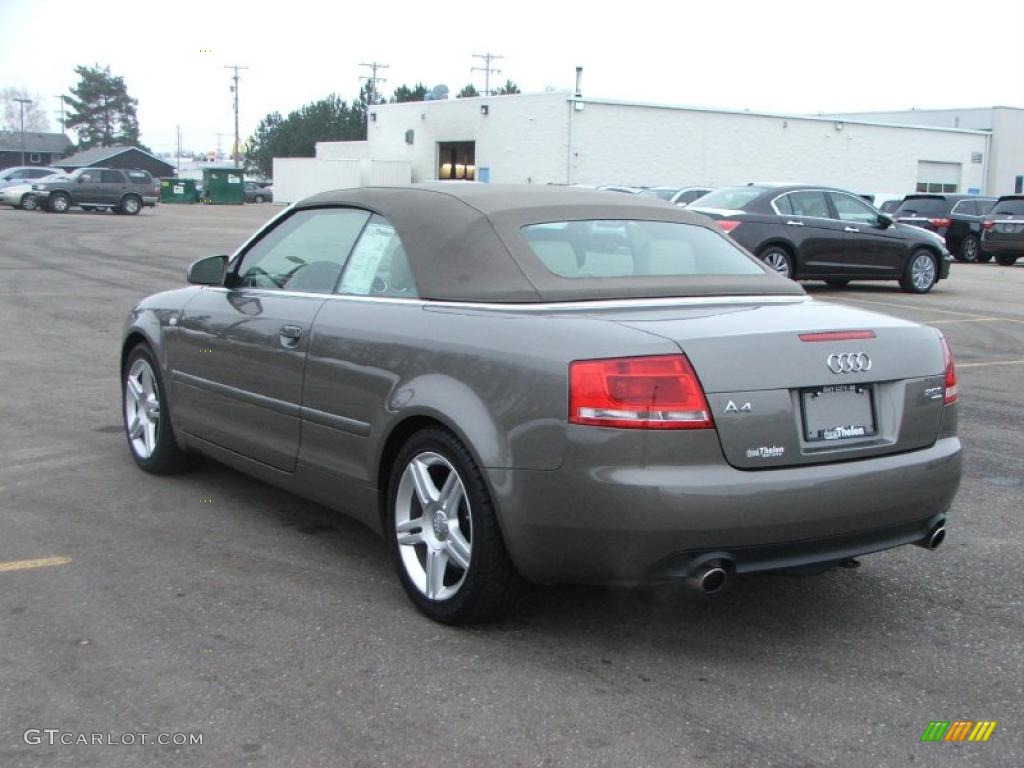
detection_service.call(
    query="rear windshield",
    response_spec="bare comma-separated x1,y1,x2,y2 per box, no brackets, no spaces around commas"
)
990,199,1024,216
894,197,951,217
688,186,764,211
521,220,764,278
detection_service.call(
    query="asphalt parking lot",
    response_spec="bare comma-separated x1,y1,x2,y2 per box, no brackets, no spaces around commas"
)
0,203,1021,768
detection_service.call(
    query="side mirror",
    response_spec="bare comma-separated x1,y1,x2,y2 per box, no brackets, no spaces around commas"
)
186,254,228,285
877,213,895,228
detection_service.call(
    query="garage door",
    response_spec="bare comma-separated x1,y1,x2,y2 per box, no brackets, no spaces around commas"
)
916,161,961,194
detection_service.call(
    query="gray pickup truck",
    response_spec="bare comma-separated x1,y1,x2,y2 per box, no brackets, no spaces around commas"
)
33,167,160,215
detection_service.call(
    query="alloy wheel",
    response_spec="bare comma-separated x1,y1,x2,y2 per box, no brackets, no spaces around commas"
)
763,250,791,278
394,452,473,601
961,237,979,262
124,358,161,459
911,253,937,291
21,194,37,211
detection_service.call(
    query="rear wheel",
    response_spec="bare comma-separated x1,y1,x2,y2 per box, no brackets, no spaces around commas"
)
254,194,265,203
759,245,794,279
386,427,519,624
959,235,980,263
824,279,849,288
48,192,70,213
19,193,38,211
995,253,1019,266
900,250,938,293
122,344,193,474
119,195,142,215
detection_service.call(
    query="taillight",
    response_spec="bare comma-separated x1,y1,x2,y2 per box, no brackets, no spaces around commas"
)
799,330,877,342
928,218,951,228
982,220,995,230
716,220,741,235
569,354,713,429
940,337,958,405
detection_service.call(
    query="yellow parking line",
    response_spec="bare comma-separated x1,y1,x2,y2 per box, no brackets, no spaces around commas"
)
957,360,1024,369
919,318,997,325
830,297,990,318
0,556,72,573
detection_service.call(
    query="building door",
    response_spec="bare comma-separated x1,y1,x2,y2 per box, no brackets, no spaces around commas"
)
437,141,476,180
916,161,961,194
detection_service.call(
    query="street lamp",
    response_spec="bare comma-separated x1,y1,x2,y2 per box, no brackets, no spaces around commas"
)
14,98,32,165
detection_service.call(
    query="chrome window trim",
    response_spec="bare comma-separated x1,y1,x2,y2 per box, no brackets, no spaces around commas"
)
200,286,809,311
827,190,883,224
769,189,835,221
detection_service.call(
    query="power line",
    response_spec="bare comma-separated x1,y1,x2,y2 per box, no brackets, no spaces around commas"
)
224,64,249,168
359,62,390,103
471,53,503,96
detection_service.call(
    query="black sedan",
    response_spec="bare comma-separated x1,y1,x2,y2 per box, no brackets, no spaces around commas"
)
689,185,952,293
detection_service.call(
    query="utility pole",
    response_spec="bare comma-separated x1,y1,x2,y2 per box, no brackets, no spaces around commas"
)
224,64,248,168
216,133,231,161
359,61,390,104
176,125,182,172
14,98,32,165
471,53,503,96
55,95,66,132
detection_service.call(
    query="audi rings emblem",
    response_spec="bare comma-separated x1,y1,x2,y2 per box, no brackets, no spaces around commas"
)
827,352,872,374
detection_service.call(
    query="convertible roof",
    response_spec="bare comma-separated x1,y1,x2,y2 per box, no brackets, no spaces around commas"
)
295,184,804,302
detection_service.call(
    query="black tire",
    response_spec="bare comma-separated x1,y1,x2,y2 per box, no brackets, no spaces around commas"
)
977,252,993,263
758,245,795,279
254,194,265,203
122,344,194,475
48,192,70,213
825,279,850,288
958,235,981,263
899,249,939,293
19,193,38,211
386,427,520,624
994,254,1019,266
119,195,142,215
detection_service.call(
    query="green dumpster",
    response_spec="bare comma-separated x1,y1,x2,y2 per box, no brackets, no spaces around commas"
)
160,178,197,204
201,167,245,205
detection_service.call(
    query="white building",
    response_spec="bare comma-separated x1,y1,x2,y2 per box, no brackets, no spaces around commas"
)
278,91,1012,202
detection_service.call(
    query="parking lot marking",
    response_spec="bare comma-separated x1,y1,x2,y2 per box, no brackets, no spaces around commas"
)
923,317,999,325
957,360,1024,369
0,556,72,573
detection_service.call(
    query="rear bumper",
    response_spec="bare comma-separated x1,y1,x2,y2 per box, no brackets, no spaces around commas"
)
488,433,962,585
981,236,1024,257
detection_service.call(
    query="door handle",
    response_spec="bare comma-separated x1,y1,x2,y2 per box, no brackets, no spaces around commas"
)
785,220,804,227
844,226,860,233
279,324,304,347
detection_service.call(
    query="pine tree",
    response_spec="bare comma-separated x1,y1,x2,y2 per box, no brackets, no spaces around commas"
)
64,65,143,150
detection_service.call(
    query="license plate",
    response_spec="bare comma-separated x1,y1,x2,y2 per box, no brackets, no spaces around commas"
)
801,384,876,442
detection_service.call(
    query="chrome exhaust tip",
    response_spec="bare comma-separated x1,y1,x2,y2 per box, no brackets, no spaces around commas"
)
688,562,730,594
925,525,946,551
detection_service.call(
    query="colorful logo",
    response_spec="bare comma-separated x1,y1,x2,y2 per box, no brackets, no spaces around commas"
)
921,721,997,742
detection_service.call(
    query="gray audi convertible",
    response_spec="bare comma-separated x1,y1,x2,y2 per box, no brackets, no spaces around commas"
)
121,184,962,623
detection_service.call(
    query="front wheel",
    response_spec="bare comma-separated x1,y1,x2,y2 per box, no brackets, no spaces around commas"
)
900,250,938,293
19,193,38,211
959,235,980,263
122,345,194,474
387,427,519,624
994,254,1019,266
759,246,794,279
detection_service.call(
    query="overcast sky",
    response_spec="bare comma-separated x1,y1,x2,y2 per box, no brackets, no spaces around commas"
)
2,0,1022,155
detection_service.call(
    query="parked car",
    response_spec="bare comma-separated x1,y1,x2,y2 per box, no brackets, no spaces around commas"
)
121,184,961,624
0,172,63,210
33,167,159,214
642,186,715,206
597,185,644,194
980,195,1024,265
689,185,952,293
244,181,273,203
878,199,903,215
0,165,65,190
893,194,998,263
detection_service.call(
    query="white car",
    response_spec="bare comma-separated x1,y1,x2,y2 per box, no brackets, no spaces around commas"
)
0,173,64,210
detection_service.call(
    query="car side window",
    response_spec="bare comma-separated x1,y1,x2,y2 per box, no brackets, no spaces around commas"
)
79,170,100,183
235,208,371,293
30,169,50,179
774,194,794,215
828,192,879,224
786,191,830,218
101,170,125,184
337,214,418,298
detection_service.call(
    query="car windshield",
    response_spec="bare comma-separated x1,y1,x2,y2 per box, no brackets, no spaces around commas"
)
990,199,1024,216
894,197,950,217
688,186,764,211
521,220,764,278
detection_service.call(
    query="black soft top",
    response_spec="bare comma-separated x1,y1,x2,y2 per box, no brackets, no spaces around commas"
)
295,184,804,303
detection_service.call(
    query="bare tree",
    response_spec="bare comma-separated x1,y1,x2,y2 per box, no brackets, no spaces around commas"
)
1,87,50,133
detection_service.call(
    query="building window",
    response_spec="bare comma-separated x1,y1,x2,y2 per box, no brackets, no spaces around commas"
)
29,153,41,163
916,161,960,195
915,182,959,194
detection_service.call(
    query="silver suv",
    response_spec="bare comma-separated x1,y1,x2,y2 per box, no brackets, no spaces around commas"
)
33,167,160,215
